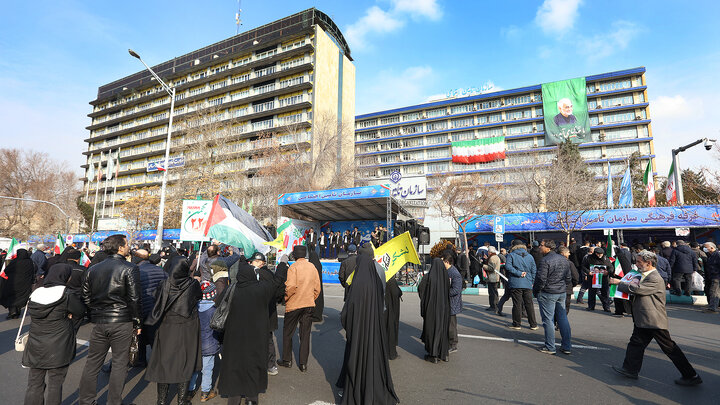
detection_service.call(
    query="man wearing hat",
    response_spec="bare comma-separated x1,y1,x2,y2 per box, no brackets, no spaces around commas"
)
580,246,613,312
249,252,284,376
278,245,321,372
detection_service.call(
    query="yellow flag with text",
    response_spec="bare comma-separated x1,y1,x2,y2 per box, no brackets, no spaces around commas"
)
347,231,420,284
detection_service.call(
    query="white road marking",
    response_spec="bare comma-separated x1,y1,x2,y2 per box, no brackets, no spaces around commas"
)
458,333,608,351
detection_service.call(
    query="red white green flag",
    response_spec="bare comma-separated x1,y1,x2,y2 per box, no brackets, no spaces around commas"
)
607,235,624,298
451,136,506,164
666,160,677,205
643,160,656,206
0,238,20,279
54,233,65,255
80,251,91,267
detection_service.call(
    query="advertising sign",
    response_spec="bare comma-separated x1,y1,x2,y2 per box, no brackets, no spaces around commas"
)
541,77,591,145
147,156,185,172
180,199,212,241
369,171,427,201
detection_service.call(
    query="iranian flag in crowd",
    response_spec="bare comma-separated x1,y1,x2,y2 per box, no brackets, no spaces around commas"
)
264,220,303,253
643,160,656,207
54,233,65,255
80,251,91,268
0,238,21,279
666,161,677,205
203,194,272,256
607,235,626,299
451,136,506,164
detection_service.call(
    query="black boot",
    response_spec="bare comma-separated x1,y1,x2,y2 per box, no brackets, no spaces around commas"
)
177,381,190,405
156,383,169,405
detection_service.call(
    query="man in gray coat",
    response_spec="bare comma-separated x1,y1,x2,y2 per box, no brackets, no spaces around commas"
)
610,250,702,386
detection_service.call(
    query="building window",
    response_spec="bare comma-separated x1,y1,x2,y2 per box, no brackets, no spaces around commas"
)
357,131,379,141
506,109,531,120
427,162,449,173
426,148,450,159
505,95,531,105
601,95,634,108
379,115,400,125
357,119,377,129
426,134,447,145
450,104,473,115
404,137,423,147
426,121,448,131
602,127,639,141
451,131,474,142
602,110,636,124
478,127,503,138
451,117,473,128
402,112,421,121
402,124,423,134
507,124,533,136
487,113,502,123
425,108,447,118
599,79,632,92
379,127,401,138
481,100,501,109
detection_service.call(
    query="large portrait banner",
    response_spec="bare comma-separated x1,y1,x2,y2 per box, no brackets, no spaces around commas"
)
542,77,591,145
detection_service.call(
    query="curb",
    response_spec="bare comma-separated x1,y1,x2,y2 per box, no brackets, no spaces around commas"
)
398,286,709,306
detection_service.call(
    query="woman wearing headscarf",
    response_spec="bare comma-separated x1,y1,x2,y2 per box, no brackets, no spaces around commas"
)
145,256,202,405
385,273,403,360
308,250,325,322
336,253,399,404
418,258,450,363
1,249,36,319
22,263,86,405
218,260,276,405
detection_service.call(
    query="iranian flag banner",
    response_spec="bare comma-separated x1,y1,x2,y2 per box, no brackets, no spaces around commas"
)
607,235,624,298
203,194,272,256
80,251,91,267
592,272,603,288
451,136,506,164
54,233,65,255
666,160,677,205
643,160,656,207
0,238,21,279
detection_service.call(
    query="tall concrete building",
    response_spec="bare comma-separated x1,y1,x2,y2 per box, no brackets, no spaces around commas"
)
354,67,655,239
83,8,355,225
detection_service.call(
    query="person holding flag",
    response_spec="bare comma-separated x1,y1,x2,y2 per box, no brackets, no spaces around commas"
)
610,241,634,317
1,248,36,319
580,247,613,312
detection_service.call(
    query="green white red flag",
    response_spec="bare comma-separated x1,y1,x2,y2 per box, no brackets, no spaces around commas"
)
451,136,506,164
607,234,624,298
54,233,65,255
643,160,656,206
0,238,21,279
666,160,677,205
80,251,91,267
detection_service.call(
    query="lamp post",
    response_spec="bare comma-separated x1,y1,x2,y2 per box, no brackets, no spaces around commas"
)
0,196,71,234
129,49,176,252
671,137,717,205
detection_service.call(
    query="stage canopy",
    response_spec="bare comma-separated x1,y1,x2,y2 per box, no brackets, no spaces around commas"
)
278,185,412,222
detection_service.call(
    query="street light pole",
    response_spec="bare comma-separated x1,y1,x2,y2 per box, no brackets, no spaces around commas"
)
0,196,71,234
671,137,717,205
129,49,176,252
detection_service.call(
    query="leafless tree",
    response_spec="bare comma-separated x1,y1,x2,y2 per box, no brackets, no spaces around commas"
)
0,148,81,239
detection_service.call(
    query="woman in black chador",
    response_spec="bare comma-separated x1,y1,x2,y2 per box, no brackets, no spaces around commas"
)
1,248,36,319
418,258,450,363
385,273,402,360
336,252,399,405
145,256,202,405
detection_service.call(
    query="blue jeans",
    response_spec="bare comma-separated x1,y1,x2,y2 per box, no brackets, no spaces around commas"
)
537,292,571,352
189,355,215,393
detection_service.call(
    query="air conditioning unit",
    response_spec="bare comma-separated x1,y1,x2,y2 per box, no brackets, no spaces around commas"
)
533,126,537,131
635,116,642,120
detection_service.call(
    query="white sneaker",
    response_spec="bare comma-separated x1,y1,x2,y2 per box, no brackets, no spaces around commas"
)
267,366,278,376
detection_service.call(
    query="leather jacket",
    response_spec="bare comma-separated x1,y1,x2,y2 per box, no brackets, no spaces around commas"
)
82,254,142,327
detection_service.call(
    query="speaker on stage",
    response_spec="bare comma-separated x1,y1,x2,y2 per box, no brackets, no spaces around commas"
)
393,220,405,236
418,226,430,245
406,219,418,238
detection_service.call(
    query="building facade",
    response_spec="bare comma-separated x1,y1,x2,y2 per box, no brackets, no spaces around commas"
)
83,8,354,225
355,67,654,217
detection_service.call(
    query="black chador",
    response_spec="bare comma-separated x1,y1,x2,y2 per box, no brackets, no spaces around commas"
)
418,258,450,362
384,274,402,360
309,250,325,322
336,253,399,405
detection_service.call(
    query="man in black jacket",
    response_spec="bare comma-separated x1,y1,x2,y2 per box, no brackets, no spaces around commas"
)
133,249,167,367
534,240,572,355
669,240,698,296
582,247,612,312
79,234,142,405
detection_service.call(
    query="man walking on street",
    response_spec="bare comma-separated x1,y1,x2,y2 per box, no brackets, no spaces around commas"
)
484,247,502,312
669,240,698,296
582,247,612,312
611,250,702,386
534,240,571,355
443,252,463,354
702,242,720,313
504,240,537,330
79,234,142,405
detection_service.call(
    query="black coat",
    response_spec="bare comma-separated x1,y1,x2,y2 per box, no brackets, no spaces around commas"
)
309,251,324,322
535,252,571,295
614,247,633,275
22,286,85,369
669,245,699,275
1,249,36,309
82,254,142,326
336,254,399,405
138,260,168,320
418,258,450,359
384,275,402,359
218,262,275,398
338,254,357,289
145,257,202,383
256,265,283,331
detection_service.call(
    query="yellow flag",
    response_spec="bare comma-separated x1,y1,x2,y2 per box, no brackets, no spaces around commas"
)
347,231,420,285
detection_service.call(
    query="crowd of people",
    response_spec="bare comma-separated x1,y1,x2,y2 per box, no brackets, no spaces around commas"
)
1,232,716,404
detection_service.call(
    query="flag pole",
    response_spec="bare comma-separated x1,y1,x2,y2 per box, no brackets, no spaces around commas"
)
91,160,101,232
101,151,111,219
85,153,93,201
195,240,204,275
112,147,121,217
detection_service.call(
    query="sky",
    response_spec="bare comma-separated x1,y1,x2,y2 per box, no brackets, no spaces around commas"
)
1,0,719,178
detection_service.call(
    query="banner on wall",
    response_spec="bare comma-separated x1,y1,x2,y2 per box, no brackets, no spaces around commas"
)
542,77,591,145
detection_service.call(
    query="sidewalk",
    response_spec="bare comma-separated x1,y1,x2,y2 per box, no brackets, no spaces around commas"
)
399,285,709,306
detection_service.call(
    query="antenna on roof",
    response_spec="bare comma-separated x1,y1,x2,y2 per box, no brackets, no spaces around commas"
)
235,0,242,35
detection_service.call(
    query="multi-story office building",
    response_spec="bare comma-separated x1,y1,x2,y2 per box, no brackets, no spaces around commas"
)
83,8,355,223
355,67,655,223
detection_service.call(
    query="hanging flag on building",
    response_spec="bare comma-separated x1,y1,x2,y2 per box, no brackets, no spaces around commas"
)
87,157,95,181
106,151,115,181
666,160,677,205
607,161,614,209
618,165,634,208
643,160,656,206
53,233,65,255
451,136,506,164
96,161,103,182
203,194,272,255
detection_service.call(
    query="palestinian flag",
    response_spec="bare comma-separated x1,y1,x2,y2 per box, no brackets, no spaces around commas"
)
80,251,91,268
204,194,272,256
643,160,656,207
54,233,65,255
0,238,20,279
451,136,506,164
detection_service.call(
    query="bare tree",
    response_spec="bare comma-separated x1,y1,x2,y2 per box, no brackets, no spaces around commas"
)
0,148,81,239
431,171,510,258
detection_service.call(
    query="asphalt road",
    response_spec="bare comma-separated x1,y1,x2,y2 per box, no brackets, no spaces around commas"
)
1,284,718,405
